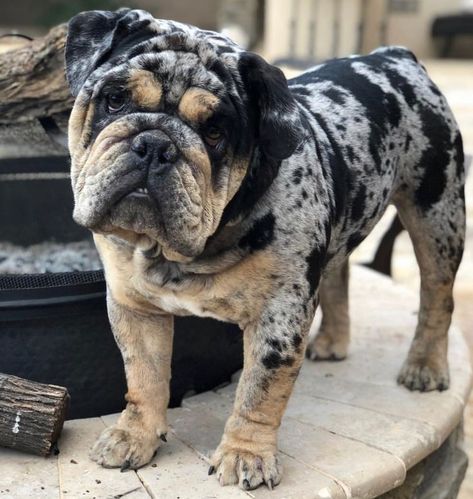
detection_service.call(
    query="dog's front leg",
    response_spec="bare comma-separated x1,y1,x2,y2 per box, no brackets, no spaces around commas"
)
210,305,313,490
90,295,173,470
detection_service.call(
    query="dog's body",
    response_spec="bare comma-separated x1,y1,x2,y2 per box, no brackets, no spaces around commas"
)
65,9,465,491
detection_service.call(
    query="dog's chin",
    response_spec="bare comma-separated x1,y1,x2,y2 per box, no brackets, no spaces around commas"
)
94,189,208,260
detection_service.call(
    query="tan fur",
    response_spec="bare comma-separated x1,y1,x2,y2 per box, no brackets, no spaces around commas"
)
92,230,295,481
128,69,163,109
90,297,173,469
70,61,296,488
395,203,453,389
210,322,308,487
178,87,220,124
96,232,278,327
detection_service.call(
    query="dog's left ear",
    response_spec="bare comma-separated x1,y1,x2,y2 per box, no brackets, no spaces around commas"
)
238,52,302,160
65,8,155,97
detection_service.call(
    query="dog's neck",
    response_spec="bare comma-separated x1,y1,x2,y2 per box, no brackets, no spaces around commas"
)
218,146,281,228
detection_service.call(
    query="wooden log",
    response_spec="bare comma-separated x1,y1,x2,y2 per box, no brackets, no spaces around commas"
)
0,373,69,456
0,24,72,124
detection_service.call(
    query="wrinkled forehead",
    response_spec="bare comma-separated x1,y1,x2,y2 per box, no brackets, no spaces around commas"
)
90,50,227,104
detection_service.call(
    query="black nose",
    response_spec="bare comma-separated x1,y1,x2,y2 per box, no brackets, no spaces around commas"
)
131,132,178,169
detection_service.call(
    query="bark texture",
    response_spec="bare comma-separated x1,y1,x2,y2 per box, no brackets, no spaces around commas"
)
0,373,69,456
0,24,72,124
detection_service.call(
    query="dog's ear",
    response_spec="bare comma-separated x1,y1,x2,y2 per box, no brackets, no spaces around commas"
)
238,52,302,160
65,8,154,97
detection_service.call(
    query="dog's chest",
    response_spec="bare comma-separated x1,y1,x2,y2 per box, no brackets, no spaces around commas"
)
152,289,224,321
128,250,274,327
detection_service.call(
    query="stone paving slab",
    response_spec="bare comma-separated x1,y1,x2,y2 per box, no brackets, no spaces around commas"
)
58,418,150,499
0,266,471,499
0,449,59,499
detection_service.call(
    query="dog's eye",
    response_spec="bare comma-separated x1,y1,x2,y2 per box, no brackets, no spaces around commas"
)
106,91,128,113
203,127,223,147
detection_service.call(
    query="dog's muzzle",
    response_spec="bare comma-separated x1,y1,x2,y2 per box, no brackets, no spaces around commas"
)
130,131,180,198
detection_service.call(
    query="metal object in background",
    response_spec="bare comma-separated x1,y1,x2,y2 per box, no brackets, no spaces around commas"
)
0,156,243,419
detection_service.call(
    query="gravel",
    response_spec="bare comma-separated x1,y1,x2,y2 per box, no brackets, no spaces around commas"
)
0,240,102,274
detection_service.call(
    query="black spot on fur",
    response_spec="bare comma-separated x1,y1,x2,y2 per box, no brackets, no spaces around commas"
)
350,184,367,222
323,87,345,105
415,104,451,210
306,246,324,296
346,145,355,163
262,351,294,369
306,59,402,171
346,231,364,254
292,333,302,350
452,131,464,178
262,351,281,369
293,167,304,184
430,84,441,97
238,212,275,252
267,338,283,352
313,112,353,222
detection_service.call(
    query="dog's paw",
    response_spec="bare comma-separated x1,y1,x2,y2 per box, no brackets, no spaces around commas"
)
209,445,282,491
306,330,348,361
397,360,450,392
90,425,160,470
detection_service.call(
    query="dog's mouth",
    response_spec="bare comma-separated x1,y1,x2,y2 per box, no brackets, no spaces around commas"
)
117,185,150,203
135,186,149,196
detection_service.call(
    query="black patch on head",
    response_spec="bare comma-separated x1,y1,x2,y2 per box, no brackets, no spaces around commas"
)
65,9,156,97
238,212,275,252
415,104,451,210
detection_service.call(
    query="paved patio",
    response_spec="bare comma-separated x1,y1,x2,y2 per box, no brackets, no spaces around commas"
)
1,266,471,498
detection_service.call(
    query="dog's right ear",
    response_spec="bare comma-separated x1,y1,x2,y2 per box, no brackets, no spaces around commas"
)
238,52,302,160
65,8,154,97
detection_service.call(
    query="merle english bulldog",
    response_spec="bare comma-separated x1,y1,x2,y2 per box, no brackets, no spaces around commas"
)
65,8,465,491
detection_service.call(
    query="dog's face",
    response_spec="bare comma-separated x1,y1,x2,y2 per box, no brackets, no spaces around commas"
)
66,9,301,260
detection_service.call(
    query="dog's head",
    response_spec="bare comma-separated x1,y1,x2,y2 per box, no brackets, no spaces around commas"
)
66,8,301,260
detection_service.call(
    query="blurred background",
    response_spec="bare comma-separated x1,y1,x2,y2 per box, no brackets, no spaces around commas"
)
1,0,473,59
0,0,472,496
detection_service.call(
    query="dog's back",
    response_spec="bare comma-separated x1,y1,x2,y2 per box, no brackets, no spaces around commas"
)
287,46,465,264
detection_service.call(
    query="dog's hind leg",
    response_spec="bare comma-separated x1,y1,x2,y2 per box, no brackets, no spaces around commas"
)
306,259,350,361
395,155,465,391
